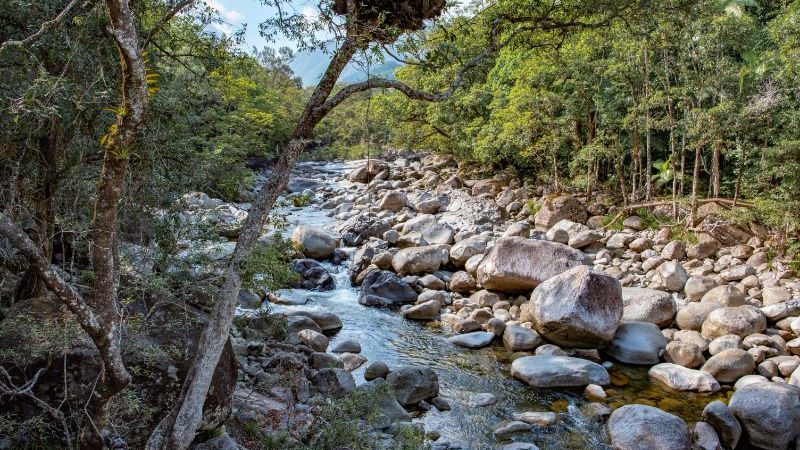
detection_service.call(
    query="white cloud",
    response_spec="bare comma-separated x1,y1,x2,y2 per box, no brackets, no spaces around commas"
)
205,0,244,35
301,4,319,23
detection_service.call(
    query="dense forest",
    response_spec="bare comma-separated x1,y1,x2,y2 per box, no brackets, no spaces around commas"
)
1,1,800,450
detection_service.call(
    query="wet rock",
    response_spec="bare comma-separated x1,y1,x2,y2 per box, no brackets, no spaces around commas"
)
290,259,335,291
702,400,742,450
448,331,495,348
291,226,339,260
605,322,667,365
403,299,441,321
701,306,767,339
468,393,497,407
513,411,558,426
364,361,390,381
493,421,531,437
359,270,418,306
510,355,610,388
701,349,755,383
621,287,676,327
607,404,691,450
648,363,720,393
728,382,800,450
330,339,361,354
386,367,440,407
525,266,622,349
502,325,542,351
288,310,343,335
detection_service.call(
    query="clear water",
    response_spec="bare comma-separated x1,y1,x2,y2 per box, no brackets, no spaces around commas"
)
248,161,725,450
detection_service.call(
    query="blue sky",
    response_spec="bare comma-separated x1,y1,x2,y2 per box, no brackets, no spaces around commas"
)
206,0,323,52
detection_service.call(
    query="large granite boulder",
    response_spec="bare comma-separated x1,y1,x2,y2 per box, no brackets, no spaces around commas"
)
359,270,418,306
510,355,610,388
477,237,587,293
348,159,389,183
701,306,767,340
648,363,720,393
605,322,667,365
607,405,691,450
728,382,800,450
386,367,439,407
534,195,588,231
291,225,339,260
524,266,622,349
392,245,448,276
290,259,335,291
621,287,676,327
338,215,391,246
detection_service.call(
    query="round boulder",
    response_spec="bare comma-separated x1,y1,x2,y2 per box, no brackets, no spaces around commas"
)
607,405,691,450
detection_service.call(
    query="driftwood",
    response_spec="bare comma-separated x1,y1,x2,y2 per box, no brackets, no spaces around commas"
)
603,197,754,229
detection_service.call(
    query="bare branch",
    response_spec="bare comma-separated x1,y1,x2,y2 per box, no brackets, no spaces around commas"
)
0,0,80,53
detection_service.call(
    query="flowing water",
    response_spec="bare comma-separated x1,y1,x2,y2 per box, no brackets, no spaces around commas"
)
249,161,727,450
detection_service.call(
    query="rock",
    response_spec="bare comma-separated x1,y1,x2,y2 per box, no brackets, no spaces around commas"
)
701,285,745,307
288,310,343,335
338,352,367,371
285,315,322,335
607,405,691,450
510,355,610,388
484,317,506,336
629,237,652,252
720,265,756,282
291,226,339,260
526,266,622,349
290,259,335,291
194,435,240,450
298,329,329,352
449,271,477,293
449,236,489,267
685,276,717,301
448,331,495,348
418,274,446,290
761,298,800,321
355,378,411,423
693,422,722,450
310,368,356,397
662,240,687,260
701,306,767,339
513,411,558,426
348,160,389,183
728,382,800,450
688,239,720,260
237,290,262,309
648,363,720,393
380,191,408,212
708,334,743,355
453,319,482,334
664,341,705,368
422,222,456,245
339,215,391,247
468,393,497,407
702,400,742,450
477,237,588,293
403,299,441,321
699,216,752,247
606,233,637,249
310,352,343,369
621,287,676,327
605,322,667,365
673,329,710,352
701,349,755,383
503,221,531,238
331,339,361,354
386,367,439,407
364,361,390,381
655,261,688,292
676,302,720,331
501,443,539,450
431,396,451,411
502,325,542,351
623,216,646,230
360,270,418,306
569,229,603,248
286,177,321,193
392,245,447,276
534,195,588,230
493,421,531,437
733,374,769,390
762,286,791,305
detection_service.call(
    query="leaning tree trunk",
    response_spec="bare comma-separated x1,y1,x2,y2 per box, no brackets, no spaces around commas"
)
146,38,360,450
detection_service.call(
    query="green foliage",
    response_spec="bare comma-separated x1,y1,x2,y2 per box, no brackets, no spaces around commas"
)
241,233,299,292
291,194,312,207
0,414,61,450
525,200,542,215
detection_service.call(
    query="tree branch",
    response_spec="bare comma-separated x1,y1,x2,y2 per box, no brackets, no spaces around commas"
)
142,0,196,49
0,0,80,53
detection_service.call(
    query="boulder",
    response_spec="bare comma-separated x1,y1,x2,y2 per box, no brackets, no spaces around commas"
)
701,285,745,307
664,341,705,368
605,322,667,365
290,259,335,291
448,331,495,348
684,276,717,301
676,302,720,331
654,261,688,292
701,306,767,340
477,237,588,293
607,405,691,450
720,265,756,282
364,361,390,381
348,160,389,183
291,226,339,260
701,349,755,383
298,329,329,352
288,310,343,335
702,400,742,450
449,236,489,267
648,363,720,393
359,270,418,306
728,382,800,450
392,245,447,275
386,367,439,407
687,239,720,260
355,378,411,423
502,325,542,351
525,266,622,349
421,222,455,245
310,368,356,398
662,240,687,260
402,299,441,321
534,195,588,230
621,287,676,327
339,215,391,246
379,191,408,212
510,355,610,388
449,271,477,293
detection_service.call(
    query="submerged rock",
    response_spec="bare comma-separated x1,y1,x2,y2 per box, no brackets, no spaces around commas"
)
510,355,609,388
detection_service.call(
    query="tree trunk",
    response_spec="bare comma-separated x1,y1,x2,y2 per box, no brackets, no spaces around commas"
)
644,48,652,201
631,128,640,201
551,149,559,192
690,145,702,227
711,139,721,198
147,38,361,450
733,139,745,206
15,116,59,301
679,127,686,202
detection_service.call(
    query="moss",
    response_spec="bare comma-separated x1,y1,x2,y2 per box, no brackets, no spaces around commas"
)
525,200,542,215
